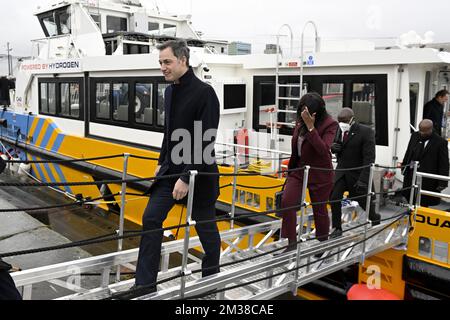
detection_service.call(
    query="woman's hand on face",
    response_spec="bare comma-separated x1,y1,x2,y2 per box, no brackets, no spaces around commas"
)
301,107,316,131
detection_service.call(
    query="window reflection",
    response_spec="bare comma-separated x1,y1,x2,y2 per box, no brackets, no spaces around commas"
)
48,83,56,114
113,83,129,122
157,84,170,126
96,83,110,119
58,8,71,34
135,83,153,125
40,83,49,114
323,83,344,120
42,15,58,37
61,83,70,116
352,83,375,129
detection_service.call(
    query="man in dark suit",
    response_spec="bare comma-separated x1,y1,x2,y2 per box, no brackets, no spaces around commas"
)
330,108,380,238
134,40,221,293
423,90,448,136
0,259,22,300
401,119,449,207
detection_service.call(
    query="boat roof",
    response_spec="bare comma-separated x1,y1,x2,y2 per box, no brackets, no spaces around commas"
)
195,47,450,69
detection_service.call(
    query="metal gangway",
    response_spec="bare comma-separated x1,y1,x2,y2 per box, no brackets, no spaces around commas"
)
9,161,420,301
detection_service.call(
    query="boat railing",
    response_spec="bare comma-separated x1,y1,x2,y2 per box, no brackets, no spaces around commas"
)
31,34,80,60
215,141,291,175
416,171,450,202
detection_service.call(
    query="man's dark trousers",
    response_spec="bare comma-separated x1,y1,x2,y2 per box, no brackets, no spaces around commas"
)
135,178,221,287
330,176,376,230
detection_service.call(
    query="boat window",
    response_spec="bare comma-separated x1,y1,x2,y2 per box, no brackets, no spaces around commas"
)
38,6,72,37
148,22,159,35
91,14,101,30
135,83,153,125
42,15,58,37
409,83,419,131
162,24,177,37
261,83,276,106
323,83,344,120
224,84,246,110
254,75,388,145
352,83,375,130
107,16,128,33
38,78,84,120
58,7,71,34
112,83,129,122
418,237,432,258
40,83,49,114
157,83,170,126
96,83,111,120
433,240,448,263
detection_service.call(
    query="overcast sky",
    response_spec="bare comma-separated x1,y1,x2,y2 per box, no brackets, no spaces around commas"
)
1,0,450,56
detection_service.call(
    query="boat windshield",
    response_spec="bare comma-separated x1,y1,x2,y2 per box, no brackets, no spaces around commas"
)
37,6,71,37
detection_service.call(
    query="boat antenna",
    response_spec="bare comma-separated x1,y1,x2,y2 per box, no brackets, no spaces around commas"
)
153,0,160,14
299,21,319,99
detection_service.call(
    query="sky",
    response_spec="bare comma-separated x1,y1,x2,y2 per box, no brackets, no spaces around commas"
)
1,0,450,56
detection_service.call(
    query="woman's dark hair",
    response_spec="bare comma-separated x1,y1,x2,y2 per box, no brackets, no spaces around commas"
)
297,92,328,136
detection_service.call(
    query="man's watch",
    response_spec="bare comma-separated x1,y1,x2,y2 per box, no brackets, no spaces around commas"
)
308,127,315,132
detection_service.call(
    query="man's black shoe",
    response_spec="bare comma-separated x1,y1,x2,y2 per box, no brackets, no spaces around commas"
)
313,253,323,259
330,228,343,239
274,241,297,257
118,284,156,300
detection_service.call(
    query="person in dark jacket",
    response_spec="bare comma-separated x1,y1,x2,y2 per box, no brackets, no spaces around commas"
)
0,159,22,300
423,90,448,136
0,77,13,106
329,108,380,239
0,259,22,300
401,119,449,207
280,92,338,251
134,40,221,292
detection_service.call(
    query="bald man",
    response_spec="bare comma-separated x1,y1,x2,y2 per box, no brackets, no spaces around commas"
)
330,108,380,238
401,119,449,207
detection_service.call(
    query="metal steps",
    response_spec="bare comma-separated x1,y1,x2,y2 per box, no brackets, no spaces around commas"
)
12,205,409,300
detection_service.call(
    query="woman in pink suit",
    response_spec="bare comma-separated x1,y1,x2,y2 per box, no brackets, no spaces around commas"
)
281,92,338,248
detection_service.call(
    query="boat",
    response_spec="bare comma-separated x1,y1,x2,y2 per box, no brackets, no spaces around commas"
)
0,0,449,300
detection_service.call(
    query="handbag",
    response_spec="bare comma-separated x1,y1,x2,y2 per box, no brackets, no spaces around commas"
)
275,180,287,217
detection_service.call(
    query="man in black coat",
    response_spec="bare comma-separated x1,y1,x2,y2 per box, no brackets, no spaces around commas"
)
134,40,221,292
329,108,380,238
0,159,22,300
401,119,449,207
0,259,22,300
423,90,448,136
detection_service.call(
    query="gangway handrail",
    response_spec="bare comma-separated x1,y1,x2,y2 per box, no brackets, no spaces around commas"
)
416,171,450,182
11,220,282,288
